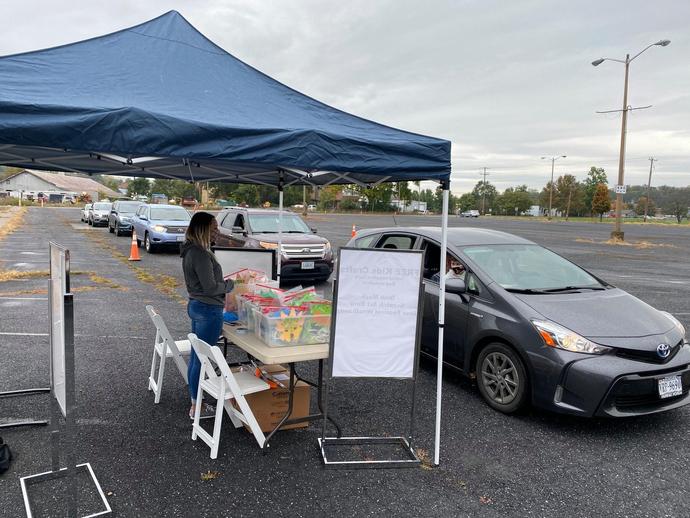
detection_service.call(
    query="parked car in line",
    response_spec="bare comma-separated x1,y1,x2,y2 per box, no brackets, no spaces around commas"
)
80,203,92,222
459,209,480,217
215,207,333,283
131,204,191,253
108,200,144,236
89,202,112,226
347,227,689,417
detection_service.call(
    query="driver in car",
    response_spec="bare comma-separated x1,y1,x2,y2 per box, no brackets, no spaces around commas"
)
432,254,466,282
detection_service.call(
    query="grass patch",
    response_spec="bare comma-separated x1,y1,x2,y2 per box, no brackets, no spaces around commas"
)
575,237,676,250
0,288,48,296
0,207,27,241
0,269,123,293
0,269,50,282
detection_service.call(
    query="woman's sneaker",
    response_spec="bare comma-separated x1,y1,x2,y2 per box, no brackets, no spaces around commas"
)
189,402,216,420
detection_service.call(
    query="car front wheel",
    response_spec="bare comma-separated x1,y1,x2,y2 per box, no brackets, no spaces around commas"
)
144,233,156,253
476,342,529,414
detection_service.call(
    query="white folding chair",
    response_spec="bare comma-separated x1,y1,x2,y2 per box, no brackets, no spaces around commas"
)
146,305,192,403
188,334,270,459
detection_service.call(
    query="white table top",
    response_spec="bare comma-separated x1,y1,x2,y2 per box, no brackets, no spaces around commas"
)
223,323,329,364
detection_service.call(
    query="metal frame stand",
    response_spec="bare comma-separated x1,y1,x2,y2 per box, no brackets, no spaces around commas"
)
19,243,111,518
0,388,49,429
318,249,424,469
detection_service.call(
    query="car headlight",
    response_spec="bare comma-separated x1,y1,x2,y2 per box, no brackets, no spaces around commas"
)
324,241,331,252
660,311,686,339
153,225,167,232
259,241,278,250
532,320,611,355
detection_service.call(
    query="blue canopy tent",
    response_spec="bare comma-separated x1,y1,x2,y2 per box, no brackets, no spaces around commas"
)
0,10,452,465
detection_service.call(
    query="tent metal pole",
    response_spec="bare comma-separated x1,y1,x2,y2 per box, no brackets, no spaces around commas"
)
434,179,450,466
277,172,284,284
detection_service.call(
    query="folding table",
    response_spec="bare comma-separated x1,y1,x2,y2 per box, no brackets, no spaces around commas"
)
222,323,341,450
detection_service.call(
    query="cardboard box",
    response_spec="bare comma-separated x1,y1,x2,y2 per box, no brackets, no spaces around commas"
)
232,365,311,433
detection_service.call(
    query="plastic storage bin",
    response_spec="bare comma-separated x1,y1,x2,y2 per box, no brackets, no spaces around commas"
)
257,310,331,347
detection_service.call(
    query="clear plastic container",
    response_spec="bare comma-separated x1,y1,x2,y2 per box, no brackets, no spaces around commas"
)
256,310,331,347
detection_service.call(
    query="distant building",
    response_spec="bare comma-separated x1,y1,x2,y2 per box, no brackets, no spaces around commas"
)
391,199,427,213
1,169,119,201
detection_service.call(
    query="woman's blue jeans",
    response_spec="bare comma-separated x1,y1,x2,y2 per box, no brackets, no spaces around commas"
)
187,299,223,402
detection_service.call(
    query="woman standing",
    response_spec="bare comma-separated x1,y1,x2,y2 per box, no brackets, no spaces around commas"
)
180,212,233,418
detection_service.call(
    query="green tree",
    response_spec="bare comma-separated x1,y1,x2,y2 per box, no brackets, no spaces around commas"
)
497,185,532,215
471,180,497,214
584,167,608,215
665,189,690,223
633,196,656,217
127,177,151,197
456,193,477,213
591,183,612,221
318,185,341,211
555,175,585,217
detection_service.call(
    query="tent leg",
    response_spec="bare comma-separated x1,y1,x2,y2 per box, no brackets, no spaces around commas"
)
277,174,284,284
434,180,450,466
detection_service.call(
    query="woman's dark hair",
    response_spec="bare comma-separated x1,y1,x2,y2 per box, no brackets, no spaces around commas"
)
185,212,216,249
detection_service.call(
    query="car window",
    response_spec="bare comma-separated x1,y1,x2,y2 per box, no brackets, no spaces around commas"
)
149,207,191,221
462,244,601,290
218,213,233,229
247,213,310,233
421,239,466,283
93,202,111,210
116,201,141,214
354,234,380,248
375,234,417,250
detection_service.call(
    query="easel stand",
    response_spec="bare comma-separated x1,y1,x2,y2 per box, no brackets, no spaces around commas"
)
318,248,425,469
19,243,111,518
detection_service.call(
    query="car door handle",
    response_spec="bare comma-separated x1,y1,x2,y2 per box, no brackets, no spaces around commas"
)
470,312,484,319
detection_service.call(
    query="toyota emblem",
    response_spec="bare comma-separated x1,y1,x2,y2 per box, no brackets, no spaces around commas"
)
657,343,671,359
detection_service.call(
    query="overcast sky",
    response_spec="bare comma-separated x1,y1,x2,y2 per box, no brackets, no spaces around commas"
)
1,0,688,194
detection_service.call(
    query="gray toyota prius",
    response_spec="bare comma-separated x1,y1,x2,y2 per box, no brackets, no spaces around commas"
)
346,227,689,417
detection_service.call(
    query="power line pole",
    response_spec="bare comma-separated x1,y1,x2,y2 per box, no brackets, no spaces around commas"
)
541,155,566,220
479,168,490,214
644,157,656,222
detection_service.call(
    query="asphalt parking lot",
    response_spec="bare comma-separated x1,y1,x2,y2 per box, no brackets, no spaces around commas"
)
1,207,689,517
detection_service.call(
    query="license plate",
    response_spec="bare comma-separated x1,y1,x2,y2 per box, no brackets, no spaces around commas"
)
658,375,683,399
176,236,185,242
301,261,315,270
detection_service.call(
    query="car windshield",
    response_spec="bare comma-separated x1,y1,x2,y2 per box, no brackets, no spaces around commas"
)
150,208,190,221
248,214,310,233
93,203,111,210
462,244,603,291
117,201,141,213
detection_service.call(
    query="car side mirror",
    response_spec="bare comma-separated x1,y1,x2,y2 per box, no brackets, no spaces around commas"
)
140,216,148,221
310,227,317,233
445,278,467,295
231,226,245,235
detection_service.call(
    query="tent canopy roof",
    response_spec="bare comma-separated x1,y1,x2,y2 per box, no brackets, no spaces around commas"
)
0,11,450,186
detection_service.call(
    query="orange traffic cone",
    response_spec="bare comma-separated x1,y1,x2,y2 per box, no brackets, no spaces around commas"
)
351,224,356,238
129,229,141,261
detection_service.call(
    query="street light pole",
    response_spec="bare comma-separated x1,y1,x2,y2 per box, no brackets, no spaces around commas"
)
611,54,631,239
541,156,565,220
592,39,670,240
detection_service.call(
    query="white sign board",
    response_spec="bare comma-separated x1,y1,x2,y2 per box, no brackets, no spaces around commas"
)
49,244,68,417
213,247,276,280
615,185,627,194
331,248,423,378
